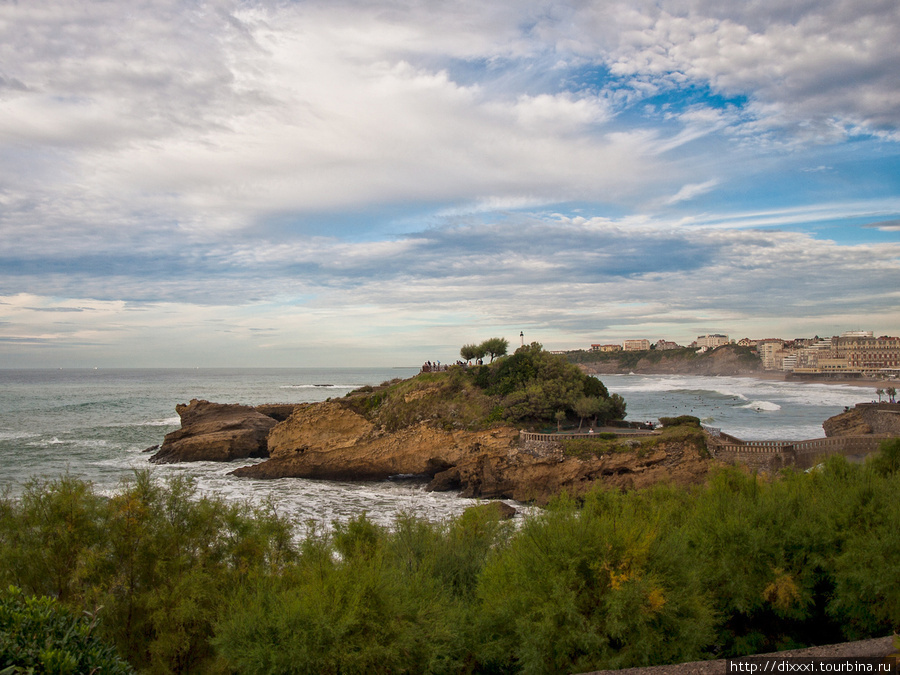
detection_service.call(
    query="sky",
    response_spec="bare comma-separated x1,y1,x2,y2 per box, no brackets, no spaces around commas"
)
1,0,899,368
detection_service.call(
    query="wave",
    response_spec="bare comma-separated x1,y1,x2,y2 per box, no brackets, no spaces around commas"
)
0,430,38,441
26,437,110,448
279,384,360,390
738,401,782,411
142,417,181,426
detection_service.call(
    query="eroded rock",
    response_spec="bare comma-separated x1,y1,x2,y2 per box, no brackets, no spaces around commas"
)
150,399,278,464
823,402,900,437
231,401,520,480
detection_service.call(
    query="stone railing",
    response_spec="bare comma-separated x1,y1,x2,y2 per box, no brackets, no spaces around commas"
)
520,430,656,442
708,433,893,470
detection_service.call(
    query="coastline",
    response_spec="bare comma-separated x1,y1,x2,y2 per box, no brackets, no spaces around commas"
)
737,372,893,389
591,368,892,390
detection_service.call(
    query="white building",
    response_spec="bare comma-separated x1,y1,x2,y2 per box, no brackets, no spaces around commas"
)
623,339,651,351
696,334,730,349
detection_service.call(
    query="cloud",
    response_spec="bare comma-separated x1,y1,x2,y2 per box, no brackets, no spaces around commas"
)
662,180,719,205
864,219,900,231
602,0,900,138
0,1,897,366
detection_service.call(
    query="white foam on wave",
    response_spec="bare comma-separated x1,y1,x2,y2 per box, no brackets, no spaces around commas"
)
739,400,782,411
0,430,37,441
143,416,180,426
27,437,110,448
279,384,359,390
604,375,754,400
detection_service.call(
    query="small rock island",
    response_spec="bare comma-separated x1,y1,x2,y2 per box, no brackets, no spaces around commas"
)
151,342,714,503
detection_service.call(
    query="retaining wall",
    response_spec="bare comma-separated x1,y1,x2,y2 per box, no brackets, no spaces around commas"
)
708,434,893,470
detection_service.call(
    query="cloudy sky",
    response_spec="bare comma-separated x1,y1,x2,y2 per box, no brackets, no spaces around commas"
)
1,0,898,368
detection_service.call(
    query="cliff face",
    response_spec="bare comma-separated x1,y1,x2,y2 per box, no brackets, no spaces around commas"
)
231,401,520,481
823,402,900,437
577,345,761,376
427,438,713,504
150,399,284,464
228,400,713,504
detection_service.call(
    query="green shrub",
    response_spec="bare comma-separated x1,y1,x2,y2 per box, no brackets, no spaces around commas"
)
658,415,702,428
0,585,133,675
475,490,715,673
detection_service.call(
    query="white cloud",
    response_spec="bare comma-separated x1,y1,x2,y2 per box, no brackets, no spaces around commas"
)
662,179,719,205
0,0,897,366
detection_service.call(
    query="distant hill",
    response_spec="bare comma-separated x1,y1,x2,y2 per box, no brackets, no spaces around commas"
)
568,344,762,376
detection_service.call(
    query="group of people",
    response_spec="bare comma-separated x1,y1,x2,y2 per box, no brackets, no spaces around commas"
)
421,359,483,372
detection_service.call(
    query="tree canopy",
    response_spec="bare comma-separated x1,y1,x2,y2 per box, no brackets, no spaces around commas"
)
469,341,623,426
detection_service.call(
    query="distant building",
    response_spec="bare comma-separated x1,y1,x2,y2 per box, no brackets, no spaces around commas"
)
781,353,798,372
737,337,757,347
655,340,681,351
591,344,622,352
794,337,834,371
832,335,900,374
696,334,730,349
623,339,651,351
758,340,786,371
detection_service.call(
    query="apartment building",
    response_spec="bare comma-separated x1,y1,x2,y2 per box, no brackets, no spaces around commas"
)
758,340,787,371
623,339,651,351
655,340,681,350
831,335,900,374
590,344,622,352
695,334,730,349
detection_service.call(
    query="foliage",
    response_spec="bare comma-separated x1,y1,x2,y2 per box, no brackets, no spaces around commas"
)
484,342,619,426
561,437,633,459
5,441,900,673
342,343,622,431
460,343,485,363
0,585,134,675
658,415,702,428
481,337,510,362
476,489,715,673
0,472,296,675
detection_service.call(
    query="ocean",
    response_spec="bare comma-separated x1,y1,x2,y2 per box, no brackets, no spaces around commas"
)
0,368,877,528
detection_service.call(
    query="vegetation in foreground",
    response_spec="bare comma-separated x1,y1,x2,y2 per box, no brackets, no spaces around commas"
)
1,439,899,674
341,341,626,432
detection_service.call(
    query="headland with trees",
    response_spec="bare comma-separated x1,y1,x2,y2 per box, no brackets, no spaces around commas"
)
1,341,898,673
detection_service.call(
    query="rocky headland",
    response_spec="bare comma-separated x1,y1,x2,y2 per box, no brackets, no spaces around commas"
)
151,347,718,503
150,399,296,464
822,401,900,437
570,344,762,377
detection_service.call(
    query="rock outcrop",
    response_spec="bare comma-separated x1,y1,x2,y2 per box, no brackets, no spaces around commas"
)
427,438,713,504
231,401,521,481
579,345,760,376
228,400,714,504
150,399,281,464
823,402,900,437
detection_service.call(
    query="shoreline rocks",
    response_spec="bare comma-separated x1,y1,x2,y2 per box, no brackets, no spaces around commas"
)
823,402,900,437
151,398,715,504
150,399,291,464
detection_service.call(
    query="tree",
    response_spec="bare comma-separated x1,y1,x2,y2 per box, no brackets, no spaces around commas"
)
887,386,897,404
480,337,509,363
555,410,567,432
607,393,627,421
460,344,482,363
574,396,601,431
876,388,885,402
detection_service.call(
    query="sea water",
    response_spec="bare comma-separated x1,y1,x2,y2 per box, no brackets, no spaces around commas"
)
0,368,877,528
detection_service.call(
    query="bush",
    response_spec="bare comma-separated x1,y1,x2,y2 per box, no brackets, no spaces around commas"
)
0,585,133,674
658,415,702,428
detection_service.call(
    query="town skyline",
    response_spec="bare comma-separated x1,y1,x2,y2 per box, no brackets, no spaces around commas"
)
1,1,898,369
